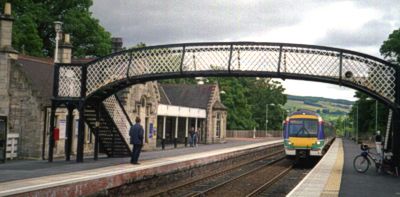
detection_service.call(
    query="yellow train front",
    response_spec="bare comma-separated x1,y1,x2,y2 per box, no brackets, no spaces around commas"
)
283,110,335,159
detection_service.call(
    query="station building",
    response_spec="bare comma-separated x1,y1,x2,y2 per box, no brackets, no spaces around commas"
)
0,4,227,161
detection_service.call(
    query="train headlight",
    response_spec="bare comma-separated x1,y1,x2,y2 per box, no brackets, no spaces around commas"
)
316,141,320,145
288,141,292,145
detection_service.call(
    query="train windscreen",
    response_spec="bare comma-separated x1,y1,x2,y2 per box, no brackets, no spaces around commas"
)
288,119,318,137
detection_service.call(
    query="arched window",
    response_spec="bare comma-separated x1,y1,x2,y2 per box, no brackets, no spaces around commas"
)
141,97,146,108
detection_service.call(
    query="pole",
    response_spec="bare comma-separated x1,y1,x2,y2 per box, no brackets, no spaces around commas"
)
356,105,359,143
375,100,378,132
266,104,269,137
54,32,59,63
342,116,345,137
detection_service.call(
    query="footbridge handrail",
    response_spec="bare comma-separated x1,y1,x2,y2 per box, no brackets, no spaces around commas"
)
54,42,398,108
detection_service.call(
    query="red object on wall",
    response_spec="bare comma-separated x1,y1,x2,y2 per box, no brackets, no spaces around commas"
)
54,128,60,141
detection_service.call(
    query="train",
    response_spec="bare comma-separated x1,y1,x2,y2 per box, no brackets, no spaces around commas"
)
283,109,335,159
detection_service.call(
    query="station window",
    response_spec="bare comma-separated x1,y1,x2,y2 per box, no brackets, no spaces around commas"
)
146,105,151,116
216,113,221,138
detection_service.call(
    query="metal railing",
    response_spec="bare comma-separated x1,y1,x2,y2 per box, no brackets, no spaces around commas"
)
55,42,397,108
227,130,282,138
102,95,132,151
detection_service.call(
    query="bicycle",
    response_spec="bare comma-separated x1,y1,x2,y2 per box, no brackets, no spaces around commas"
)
353,144,398,176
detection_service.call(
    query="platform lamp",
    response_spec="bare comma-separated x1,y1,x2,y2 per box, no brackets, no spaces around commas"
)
354,103,359,144
53,21,63,63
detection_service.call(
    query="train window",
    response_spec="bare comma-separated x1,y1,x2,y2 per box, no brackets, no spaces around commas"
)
288,119,318,137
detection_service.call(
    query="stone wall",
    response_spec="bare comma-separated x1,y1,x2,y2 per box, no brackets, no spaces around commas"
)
120,81,160,150
0,53,10,117
8,63,45,159
205,84,227,144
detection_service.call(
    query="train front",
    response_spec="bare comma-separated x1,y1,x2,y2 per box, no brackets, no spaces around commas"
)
283,110,325,159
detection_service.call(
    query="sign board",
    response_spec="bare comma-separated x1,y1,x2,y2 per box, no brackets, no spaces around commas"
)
0,117,7,163
59,120,66,139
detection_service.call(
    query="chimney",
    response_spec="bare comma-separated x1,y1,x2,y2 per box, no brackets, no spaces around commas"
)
0,2,17,54
58,33,72,63
111,37,123,53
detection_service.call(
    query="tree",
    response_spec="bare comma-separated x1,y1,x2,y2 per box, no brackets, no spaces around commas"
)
216,77,257,130
207,77,286,130
0,0,111,58
349,91,389,139
380,28,400,64
348,28,400,139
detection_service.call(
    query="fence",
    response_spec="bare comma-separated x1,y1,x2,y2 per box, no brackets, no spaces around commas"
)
6,133,18,159
226,130,282,138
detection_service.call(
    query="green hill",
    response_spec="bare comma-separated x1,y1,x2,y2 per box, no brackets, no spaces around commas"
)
284,95,354,121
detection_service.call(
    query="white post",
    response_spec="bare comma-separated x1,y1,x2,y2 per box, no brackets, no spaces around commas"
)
163,116,166,139
195,118,198,132
185,117,189,138
175,117,178,138
253,127,256,138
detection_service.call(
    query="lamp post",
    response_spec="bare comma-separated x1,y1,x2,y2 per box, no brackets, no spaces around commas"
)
375,100,378,132
53,21,63,63
266,103,275,137
355,104,359,143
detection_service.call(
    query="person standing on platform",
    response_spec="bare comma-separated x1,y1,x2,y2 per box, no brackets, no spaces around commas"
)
194,128,199,147
129,117,144,164
189,127,195,147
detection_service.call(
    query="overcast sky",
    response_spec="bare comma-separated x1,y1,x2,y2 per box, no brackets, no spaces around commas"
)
91,1,399,101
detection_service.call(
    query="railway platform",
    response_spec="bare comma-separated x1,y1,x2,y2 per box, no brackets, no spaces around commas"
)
0,137,281,196
288,138,400,197
340,138,400,197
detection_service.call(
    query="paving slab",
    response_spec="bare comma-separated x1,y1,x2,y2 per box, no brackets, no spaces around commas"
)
0,137,279,183
288,138,344,197
0,138,282,196
340,138,400,197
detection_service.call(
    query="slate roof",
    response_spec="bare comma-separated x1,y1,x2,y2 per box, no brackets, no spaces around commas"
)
16,55,54,101
159,84,215,109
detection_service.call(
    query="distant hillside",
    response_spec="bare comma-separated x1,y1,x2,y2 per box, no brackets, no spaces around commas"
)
284,95,354,121
287,95,353,105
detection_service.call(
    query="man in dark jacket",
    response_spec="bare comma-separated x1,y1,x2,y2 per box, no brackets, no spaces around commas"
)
129,117,144,164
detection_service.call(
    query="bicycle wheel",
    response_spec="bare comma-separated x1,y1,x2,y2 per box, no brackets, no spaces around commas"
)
353,155,370,173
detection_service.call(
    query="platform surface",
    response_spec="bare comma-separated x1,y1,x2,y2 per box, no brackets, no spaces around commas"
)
340,138,400,197
0,138,281,196
288,138,344,197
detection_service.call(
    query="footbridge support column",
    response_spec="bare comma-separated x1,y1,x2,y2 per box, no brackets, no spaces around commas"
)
392,68,400,167
391,110,400,166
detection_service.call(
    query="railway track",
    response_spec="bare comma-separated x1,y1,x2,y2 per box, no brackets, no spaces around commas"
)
151,150,292,197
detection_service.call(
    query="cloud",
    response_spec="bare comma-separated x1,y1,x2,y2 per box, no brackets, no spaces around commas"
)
317,20,393,50
90,1,399,101
91,0,319,46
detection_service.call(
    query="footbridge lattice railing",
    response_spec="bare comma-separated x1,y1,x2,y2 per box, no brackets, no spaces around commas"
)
53,42,397,108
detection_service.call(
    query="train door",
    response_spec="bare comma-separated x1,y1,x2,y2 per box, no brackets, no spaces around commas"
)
0,116,7,163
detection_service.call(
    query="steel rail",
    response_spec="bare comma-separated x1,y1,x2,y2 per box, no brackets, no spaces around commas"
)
246,165,293,197
189,156,288,197
150,146,284,197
